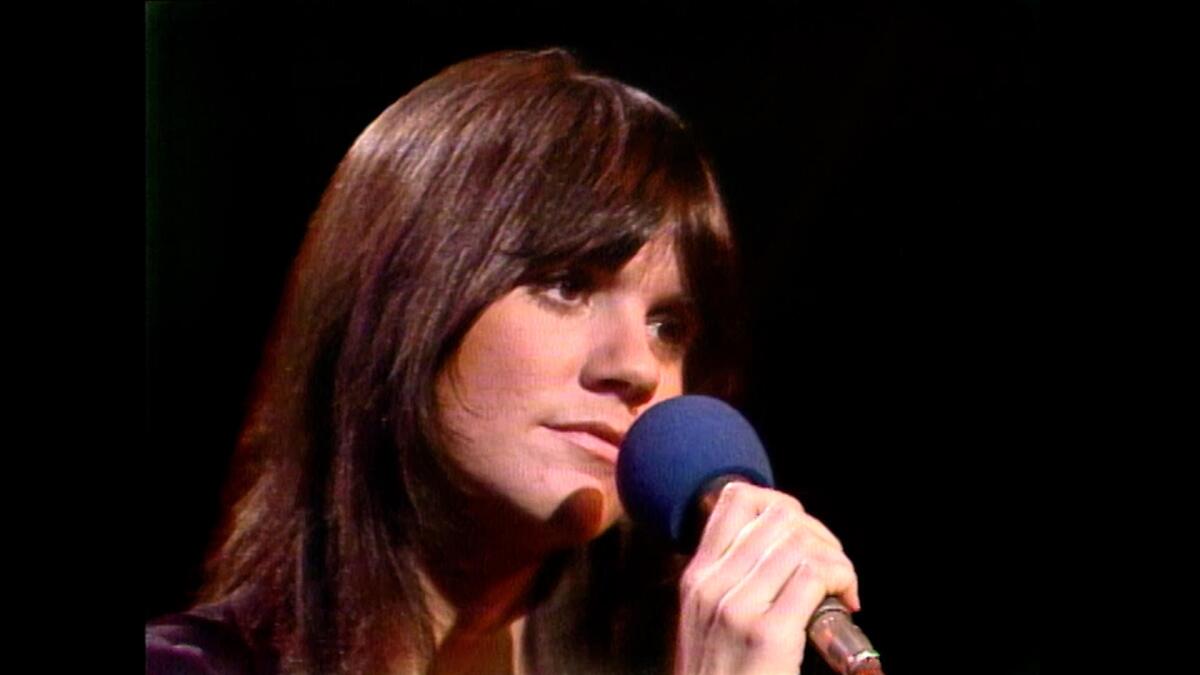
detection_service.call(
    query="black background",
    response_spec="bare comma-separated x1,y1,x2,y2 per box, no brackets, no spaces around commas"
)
146,2,1041,673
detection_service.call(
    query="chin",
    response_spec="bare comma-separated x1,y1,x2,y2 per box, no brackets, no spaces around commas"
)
545,485,623,546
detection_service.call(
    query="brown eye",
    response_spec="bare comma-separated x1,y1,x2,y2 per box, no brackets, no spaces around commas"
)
549,274,588,302
530,269,593,309
648,308,697,354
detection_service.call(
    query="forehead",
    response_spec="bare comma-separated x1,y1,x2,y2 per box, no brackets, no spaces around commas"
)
611,234,685,293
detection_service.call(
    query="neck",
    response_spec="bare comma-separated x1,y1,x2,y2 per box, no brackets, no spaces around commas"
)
410,494,572,674
402,451,578,673
416,545,567,675
418,556,541,642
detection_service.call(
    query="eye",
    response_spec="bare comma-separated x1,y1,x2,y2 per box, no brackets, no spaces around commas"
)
530,268,594,310
647,306,698,355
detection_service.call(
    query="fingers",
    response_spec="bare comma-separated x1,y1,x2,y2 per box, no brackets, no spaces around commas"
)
694,483,845,567
765,546,860,620
674,483,862,675
690,481,774,567
714,528,812,628
683,481,861,620
710,514,860,626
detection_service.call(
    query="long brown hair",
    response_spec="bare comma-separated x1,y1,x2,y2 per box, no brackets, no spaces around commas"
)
199,48,743,674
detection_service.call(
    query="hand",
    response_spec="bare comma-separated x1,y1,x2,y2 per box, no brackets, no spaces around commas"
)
674,482,860,675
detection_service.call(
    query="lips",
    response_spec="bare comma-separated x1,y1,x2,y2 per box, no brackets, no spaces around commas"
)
546,421,626,462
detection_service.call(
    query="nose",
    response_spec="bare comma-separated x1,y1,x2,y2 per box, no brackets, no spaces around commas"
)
580,305,661,409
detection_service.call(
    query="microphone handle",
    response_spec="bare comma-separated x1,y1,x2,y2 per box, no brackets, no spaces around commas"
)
695,475,885,675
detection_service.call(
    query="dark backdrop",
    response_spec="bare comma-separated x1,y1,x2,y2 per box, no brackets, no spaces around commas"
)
146,3,1041,673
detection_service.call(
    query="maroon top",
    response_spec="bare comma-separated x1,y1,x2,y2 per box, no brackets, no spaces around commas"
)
145,599,278,675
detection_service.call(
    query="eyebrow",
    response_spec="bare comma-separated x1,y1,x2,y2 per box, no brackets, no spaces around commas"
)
648,292,698,316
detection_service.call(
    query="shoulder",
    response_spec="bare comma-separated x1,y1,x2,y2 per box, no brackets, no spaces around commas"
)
146,601,277,675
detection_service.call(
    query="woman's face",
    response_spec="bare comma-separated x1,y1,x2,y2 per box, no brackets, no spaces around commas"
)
435,234,697,550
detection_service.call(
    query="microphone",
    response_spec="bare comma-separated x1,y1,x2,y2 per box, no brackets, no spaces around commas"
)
617,395,884,675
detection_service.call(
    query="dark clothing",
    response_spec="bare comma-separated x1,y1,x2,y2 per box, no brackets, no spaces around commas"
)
145,600,278,675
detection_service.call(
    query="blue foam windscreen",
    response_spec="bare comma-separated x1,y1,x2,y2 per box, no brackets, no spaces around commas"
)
617,395,775,546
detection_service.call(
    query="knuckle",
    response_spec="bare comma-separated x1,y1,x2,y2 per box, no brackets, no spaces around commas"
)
793,558,816,584
821,523,845,551
806,518,844,553
777,528,816,559
744,618,777,649
834,559,859,588
714,597,752,632
721,480,752,501
680,571,724,611
783,505,813,537
811,553,858,594
781,528,807,553
773,502,802,530
680,567,707,597
697,582,726,611
828,549,856,576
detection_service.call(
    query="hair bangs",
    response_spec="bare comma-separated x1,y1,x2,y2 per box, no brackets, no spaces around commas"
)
497,77,728,286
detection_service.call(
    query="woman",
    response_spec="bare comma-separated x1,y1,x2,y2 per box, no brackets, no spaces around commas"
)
147,48,859,675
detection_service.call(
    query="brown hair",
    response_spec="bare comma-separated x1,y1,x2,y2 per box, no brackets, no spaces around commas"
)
199,48,743,674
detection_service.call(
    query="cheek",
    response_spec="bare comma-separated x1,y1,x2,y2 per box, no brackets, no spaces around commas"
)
653,366,686,403
441,294,579,416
